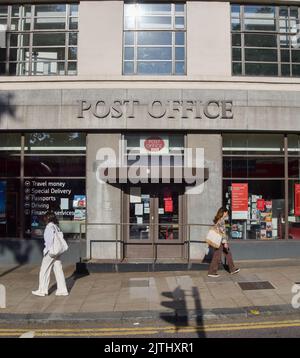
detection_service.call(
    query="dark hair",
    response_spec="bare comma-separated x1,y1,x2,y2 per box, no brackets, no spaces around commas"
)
44,211,58,225
213,207,229,224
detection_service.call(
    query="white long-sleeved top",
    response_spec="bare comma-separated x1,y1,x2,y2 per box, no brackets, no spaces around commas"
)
43,223,56,256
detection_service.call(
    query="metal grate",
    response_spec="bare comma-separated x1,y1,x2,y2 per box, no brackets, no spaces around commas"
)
238,281,275,291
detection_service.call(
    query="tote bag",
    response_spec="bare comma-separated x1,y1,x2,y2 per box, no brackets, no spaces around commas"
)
49,224,69,258
205,227,222,249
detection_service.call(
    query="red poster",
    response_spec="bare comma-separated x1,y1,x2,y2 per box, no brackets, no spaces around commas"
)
164,200,173,213
295,184,300,216
257,199,265,211
232,183,248,219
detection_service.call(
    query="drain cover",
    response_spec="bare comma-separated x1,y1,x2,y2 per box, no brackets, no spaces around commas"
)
238,281,275,290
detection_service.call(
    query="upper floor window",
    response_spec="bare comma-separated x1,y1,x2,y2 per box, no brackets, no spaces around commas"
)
231,4,300,77
123,2,186,75
0,3,78,76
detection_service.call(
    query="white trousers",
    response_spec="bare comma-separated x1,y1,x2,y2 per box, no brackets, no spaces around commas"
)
37,253,68,295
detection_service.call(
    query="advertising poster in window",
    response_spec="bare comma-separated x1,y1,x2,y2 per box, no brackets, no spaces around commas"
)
24,179,85,238
232,183,248,220
0,181,6,225
295,184,300,216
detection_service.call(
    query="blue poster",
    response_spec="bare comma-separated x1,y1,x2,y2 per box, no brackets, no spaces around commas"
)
0,181,7,224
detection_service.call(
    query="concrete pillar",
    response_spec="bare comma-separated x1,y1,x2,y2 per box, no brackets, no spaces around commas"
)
187,1,231,77
186,134,222,260
86,133,122,260
78,1,123,76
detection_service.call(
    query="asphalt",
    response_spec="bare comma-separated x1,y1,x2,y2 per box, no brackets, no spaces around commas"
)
0,261,299,324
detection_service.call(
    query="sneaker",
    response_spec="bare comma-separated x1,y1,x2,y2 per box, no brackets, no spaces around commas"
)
55,292,69,296
32,290,46,297
230,268,240,275
208,273,220,278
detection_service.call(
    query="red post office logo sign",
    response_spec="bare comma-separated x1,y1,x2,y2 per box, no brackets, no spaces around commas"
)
144,137,165,152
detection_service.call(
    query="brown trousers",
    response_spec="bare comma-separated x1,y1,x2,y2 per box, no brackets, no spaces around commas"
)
208,244,236,275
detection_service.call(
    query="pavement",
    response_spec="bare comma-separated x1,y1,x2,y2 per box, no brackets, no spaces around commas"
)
0,262,300,323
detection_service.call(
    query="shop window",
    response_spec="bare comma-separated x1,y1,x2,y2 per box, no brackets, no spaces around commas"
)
0,179,20,238
223,180,285,240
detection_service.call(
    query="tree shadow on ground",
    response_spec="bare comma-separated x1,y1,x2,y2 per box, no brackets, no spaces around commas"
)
160,286,206,338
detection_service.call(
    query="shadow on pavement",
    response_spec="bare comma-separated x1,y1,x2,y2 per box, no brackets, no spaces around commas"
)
48,269,90,295
160,286,206,338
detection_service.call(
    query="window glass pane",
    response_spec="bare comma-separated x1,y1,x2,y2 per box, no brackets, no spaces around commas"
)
124,16,135,29
175,32,184,45
292,64,300,76
231,5,240,18
139,4,171,15
10,18,31,31
231,18,240,31
67,61,77,75
34,17,66,30
0,62,6,75
31,61,65,76
175,4,185,13
137,47,172,61
232,62,242,75
175,17,184,29
69,17,78,30
137,16,172,30
245,63,278,76
9,48,28,62
35,5,66,17
281,64,290,76
33,33,66,47
232,34,241,46
0,179,20,238
137,61,172,74
244,18,276,31
281,49,290,62
24,156,85,177
124,47,134,60
25,133,86,153
0,6,8,16
175,47,184,61
245,48,277,62
124,32,134,45
175,61,184,74
248,134,284,154
245,34,276,47
292,50,300,62
32,47,65,61
280,35,290,48
288,135,300,154
68,47,77,61
0,49,6,62
124,61,134,74
70,5,79,17
288,158,300,177
10,34,30,47
137,31,172,45
69,32,78,46
232,48,241,61
244,6,275,16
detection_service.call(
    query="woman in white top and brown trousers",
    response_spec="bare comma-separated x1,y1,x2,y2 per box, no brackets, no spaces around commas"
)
32,211,68,297
208,207,240,278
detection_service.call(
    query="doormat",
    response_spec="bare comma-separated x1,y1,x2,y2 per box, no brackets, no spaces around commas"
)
238,281,275,290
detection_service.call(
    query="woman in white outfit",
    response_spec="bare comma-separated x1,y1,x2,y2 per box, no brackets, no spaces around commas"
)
32,211,68,297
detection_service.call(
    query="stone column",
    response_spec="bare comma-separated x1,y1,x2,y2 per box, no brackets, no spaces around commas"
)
86,133,122,260
186,134,222,260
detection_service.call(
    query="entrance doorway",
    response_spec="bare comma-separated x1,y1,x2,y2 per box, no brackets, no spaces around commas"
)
123,184,185,261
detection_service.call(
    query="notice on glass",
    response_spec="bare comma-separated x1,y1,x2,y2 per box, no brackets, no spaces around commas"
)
130,187,141,203
232,183,248,220
144,207,150,214
135,204,143,216
60,198,69,210
137,216,143,224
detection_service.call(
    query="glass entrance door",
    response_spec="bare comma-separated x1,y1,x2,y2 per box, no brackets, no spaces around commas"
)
124,185,185,260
